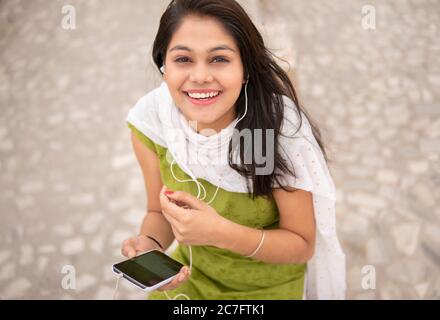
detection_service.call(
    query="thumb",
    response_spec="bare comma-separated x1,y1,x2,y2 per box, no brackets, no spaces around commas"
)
127,247,136,259
166,190,204,210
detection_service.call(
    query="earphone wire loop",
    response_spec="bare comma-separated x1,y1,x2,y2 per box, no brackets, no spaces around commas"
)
236,79,249,125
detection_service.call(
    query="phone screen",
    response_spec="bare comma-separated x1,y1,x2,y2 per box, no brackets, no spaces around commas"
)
113,250,183,288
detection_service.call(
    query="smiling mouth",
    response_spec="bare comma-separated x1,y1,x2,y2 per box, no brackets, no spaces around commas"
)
183,91,223,101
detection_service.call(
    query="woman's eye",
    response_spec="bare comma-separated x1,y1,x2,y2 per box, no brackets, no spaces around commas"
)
174,57,190,63
174,57,229,63
212,57,229,63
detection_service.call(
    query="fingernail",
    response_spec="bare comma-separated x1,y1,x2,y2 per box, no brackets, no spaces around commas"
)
165,190,174,195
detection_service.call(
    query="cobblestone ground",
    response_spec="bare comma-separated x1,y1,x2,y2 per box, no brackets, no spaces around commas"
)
0,0,439,299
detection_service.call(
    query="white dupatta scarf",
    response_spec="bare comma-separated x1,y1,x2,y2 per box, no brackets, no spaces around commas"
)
126,81,347,299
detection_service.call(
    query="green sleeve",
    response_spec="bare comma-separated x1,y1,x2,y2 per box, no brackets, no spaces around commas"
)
127,122,157,154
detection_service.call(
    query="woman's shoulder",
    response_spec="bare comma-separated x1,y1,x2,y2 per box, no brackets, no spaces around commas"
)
273,94,336,200
128,83,164,117
125,82,168,148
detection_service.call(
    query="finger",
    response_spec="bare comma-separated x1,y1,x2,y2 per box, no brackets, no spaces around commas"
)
161,197,188,221
121,245,129,257
134,236,149,251
127,247,137,259
121,238,137,257
179,267,191,281
160,185,173,206
162,211,181,229
166,190,204,210
160,187,184,217
178,266,190,279
122,237,137,248
157,275,181,291
164,276,184,291
159,187,169,209
157,270,189,291
157,267,188,291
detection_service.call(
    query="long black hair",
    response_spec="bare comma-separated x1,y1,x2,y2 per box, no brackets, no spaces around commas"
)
152,0,329,199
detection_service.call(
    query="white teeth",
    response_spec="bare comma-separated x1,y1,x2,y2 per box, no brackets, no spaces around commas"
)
187,91,220,99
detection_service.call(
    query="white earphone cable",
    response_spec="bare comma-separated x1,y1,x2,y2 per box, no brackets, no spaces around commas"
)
112,273,123,300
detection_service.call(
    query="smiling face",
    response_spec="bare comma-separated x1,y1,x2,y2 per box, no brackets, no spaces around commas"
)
163,15,245,135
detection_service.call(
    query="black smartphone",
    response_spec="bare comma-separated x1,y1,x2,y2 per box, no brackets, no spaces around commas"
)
112,249,184,291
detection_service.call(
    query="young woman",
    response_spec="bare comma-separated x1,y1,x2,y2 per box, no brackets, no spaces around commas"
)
121,0,346,300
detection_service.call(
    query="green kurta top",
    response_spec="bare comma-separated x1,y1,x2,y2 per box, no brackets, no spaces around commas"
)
128,122,306,300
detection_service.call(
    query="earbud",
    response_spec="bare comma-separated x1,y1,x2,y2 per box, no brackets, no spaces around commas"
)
160,65,165,74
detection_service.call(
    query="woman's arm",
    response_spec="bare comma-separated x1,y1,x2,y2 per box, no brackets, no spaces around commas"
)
131,131,175,251
216,188,316,264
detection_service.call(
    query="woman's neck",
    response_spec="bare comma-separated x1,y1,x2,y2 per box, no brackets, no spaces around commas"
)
190,108,237,137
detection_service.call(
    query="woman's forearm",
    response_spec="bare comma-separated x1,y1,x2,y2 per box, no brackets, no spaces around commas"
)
139,211,175,251
216,218,314,264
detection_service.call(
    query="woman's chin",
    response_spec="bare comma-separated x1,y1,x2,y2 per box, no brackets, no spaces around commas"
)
180,109,214,124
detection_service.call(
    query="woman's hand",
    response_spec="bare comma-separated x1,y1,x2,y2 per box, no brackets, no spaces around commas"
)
159,186,227,247
121,234,191,291
121,235,164,259
156,265,191,292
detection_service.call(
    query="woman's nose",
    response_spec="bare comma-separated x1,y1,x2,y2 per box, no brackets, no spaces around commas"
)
189,65,213,83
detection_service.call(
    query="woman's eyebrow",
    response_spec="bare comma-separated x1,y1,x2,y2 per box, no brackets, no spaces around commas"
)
169,44,236,53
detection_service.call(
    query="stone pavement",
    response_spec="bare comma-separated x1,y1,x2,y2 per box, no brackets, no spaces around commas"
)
0,0,439,299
